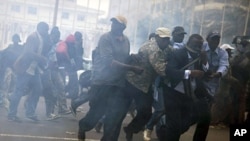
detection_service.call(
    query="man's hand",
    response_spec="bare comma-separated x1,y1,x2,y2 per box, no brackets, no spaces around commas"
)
208,72,222,78
130,53,143,63
131,66,144,74
190,70,204,78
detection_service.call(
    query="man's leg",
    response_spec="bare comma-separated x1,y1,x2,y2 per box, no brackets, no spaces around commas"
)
25,73,42,120
144,87,165,140
78,85,109,140
53,71,69,114
8,73,30,121
123,83,153,141
161,86,187,141
193,101,211,141
71,91,91,116
101,86,131,141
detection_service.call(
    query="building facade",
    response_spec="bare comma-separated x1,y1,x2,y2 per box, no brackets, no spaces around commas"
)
1,0,250,56
0,0,109,58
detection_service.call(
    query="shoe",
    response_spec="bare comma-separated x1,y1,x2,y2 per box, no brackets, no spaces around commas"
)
78,131,85,141
26,115,39,122
143,129,152,141
46,114,61,121
8,116,22,123
95,122,103,133
123,127,133,141
69,106,77,117
59,109,71,115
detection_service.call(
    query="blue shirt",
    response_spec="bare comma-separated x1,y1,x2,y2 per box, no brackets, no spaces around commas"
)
170,39,185,49
202,42,229,96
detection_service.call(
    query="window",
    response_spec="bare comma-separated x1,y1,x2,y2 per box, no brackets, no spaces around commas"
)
77,14,85,21
11,4,20,12
28,6,37,15
62,12,69,19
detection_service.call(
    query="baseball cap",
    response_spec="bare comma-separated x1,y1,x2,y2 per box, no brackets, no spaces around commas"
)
155,27,171,38
220,44,234,50
111,15,127,27
207,31,220,39
172,26,187,35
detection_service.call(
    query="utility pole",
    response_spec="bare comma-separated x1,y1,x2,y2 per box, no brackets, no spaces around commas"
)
53,0,59,27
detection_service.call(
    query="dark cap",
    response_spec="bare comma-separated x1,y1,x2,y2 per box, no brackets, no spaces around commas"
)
12,34,21,42
207,31,220,39
172,26,187,35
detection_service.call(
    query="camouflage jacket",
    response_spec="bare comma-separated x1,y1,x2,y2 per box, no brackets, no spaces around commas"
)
126,39,170,93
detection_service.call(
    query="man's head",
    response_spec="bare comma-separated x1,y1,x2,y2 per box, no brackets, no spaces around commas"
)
50,26,60,44
155,27,171,50
110,15,127,36
12,34,21,44
232,36,250,53
148,33,156,40
37,22,49,37
74,31,83,42
206,30,221,51
172,26,186,43
186,34,204,55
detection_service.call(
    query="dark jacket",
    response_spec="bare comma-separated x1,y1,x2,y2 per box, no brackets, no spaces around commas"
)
166,47,202,87
14,32,47,74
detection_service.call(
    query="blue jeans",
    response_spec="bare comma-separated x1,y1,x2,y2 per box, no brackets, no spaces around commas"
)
8,72,42,117
146,86,165,130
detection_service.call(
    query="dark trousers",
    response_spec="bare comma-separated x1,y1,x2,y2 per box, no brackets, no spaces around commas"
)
71,91,91,108
193,111,211,141
8,72,42,117
78,85,130,141
71,88,91,109
66,71,79,100
161,86,211,141
124,82,153,133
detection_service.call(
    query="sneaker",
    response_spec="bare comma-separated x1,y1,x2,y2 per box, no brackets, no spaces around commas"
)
46,114,61,121
26,115,39,122
143,129,152,141
59,109,71,115
8,116,22,123
123,127,133,141
78,131,85,141
69,106,77,117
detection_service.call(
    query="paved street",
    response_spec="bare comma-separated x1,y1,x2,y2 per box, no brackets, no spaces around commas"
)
0,96,229,141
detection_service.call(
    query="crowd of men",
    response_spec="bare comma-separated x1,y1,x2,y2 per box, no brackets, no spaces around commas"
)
0,22,83,121
0,15,250,141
